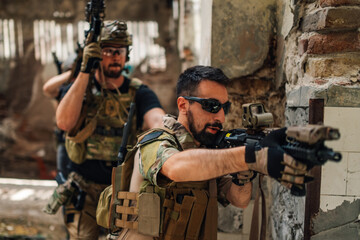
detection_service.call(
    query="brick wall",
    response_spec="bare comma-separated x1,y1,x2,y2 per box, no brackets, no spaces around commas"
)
280,0,360,239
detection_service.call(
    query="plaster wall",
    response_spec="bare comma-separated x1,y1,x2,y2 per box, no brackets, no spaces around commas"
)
322,107,360,203
211,0,276,79
209,0,285,239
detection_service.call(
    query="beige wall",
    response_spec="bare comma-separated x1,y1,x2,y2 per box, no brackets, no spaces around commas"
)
321,107,360,210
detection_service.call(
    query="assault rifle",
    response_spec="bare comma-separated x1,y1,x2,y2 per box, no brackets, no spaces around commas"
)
214,103,342,196
84,0,105,45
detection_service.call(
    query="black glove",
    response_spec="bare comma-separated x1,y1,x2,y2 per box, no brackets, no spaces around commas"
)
80,42,102,73
245,128,312,196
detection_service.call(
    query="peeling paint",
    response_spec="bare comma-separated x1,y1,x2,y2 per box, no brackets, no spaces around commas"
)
312,199,360,234
270,182,305,240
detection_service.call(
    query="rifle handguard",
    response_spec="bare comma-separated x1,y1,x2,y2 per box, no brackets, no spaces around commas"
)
286,125,340,145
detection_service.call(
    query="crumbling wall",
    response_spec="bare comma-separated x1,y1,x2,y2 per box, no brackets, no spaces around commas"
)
210,0,282,239
275,0,360,239
211,0,283,129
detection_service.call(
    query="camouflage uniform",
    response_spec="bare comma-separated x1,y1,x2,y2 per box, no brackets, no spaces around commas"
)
140,115,232,192
117,115,233,240
46,20,163,240
139,115,198,186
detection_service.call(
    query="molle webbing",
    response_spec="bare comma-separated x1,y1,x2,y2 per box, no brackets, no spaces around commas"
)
93,126,123,136
84,78,141,161
114,191,139,230
108,154,137,232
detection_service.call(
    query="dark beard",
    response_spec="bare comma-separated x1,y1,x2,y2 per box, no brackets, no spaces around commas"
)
187,110,222,147
103,63,123,78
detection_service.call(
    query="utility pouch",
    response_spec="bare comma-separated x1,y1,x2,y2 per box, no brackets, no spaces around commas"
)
43,181,76,215
161,187,210,240
138,185,160,237
65,114,97,164
65,138,87,164
96,184,113,229
163,189,196,240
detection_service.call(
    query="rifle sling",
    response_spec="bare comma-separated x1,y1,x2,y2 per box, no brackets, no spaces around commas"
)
249,174,266,240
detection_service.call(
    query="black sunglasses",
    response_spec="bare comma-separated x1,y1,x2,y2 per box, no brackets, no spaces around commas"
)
182,96,231,114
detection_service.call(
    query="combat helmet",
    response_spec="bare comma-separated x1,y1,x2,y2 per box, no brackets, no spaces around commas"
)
101,20,132,60
101,20,132,46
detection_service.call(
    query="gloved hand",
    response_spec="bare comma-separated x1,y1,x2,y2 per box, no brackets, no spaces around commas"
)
245,128,312,196
80,42,102,73
231,170,257,186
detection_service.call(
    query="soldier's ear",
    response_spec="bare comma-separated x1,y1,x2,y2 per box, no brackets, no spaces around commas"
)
177,96,189,115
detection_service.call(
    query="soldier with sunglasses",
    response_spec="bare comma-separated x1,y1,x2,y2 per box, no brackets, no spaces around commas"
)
55,20,165,239
112,65,310,240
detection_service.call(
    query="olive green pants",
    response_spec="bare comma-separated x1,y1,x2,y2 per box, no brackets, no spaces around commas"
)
64,182,108,240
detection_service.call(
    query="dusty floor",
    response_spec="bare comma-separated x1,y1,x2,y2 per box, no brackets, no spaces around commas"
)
0,178,67,239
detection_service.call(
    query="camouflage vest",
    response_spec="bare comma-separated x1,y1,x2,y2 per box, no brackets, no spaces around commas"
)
98,127,218,240
65,78,142,164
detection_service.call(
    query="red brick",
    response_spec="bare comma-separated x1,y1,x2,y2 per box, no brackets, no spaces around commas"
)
302,7,360,32
298,39,309,55
336,81,353,86
320,0,360,7
307,32,360,54
312,79,329,85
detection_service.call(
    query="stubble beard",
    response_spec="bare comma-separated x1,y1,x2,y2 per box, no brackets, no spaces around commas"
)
103,64,123,78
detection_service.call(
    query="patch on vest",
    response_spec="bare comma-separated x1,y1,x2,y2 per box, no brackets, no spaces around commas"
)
105,99,120,117
140,131,164,144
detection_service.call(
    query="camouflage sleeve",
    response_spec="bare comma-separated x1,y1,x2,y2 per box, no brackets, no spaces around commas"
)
139,138,180,187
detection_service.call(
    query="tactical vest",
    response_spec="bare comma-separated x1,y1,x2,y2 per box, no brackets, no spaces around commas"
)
99,127,218,240
65,78,142,164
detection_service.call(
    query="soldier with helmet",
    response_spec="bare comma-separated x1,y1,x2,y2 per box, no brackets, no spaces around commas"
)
55,20,165,239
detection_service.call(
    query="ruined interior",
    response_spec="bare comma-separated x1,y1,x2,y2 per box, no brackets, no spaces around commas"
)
0,0,359,239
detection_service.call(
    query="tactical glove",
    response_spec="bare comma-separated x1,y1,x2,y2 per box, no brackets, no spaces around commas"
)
80,42,102,73
245,128,312,196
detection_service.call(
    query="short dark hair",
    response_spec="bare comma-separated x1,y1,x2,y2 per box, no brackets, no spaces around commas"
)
176,65,230,98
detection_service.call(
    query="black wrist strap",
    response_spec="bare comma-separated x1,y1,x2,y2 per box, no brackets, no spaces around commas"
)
231,171,258,186
245,144,256,163
232,176,244,186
